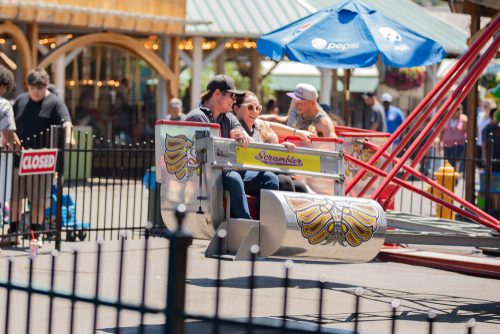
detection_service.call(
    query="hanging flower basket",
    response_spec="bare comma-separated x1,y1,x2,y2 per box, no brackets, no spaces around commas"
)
384,67,425,91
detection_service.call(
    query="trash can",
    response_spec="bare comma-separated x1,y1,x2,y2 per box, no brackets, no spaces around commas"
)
144,167,162,227
64,126,93,181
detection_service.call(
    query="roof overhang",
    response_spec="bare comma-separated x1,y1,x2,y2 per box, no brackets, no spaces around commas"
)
0,0,211,35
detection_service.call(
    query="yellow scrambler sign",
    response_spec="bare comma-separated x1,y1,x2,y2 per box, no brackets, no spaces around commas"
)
236,147,321,172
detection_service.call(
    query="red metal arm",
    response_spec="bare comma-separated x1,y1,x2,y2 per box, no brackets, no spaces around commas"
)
363,141,499,227
372,35,500,203
344,153,500,232
345,15,500,195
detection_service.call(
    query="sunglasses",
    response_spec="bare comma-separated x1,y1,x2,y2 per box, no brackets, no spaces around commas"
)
222,91,236,99
240,103,262,112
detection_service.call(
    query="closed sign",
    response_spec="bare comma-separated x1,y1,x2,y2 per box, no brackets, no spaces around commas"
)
19,149,58,175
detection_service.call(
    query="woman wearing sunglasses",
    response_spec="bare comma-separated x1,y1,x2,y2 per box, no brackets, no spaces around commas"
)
232,91,313,193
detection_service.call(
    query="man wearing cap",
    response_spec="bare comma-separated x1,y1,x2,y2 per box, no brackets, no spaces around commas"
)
166,97,186,121
362,92,387,132
381,93,405,140
262,83,336,138
185,74,279,220
287,84,336,138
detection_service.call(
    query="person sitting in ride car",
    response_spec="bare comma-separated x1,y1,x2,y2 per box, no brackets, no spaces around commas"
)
232,91,313,193
260,83,337,139
185,75,279,220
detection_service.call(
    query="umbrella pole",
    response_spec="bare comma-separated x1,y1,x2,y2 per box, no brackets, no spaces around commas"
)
343,69,351,126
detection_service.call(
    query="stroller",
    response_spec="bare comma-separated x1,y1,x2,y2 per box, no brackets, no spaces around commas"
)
44,184,90,241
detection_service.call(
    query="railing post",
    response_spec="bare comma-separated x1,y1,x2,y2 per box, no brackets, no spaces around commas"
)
164,204,192,334
55,126,65,251
485,135,492,214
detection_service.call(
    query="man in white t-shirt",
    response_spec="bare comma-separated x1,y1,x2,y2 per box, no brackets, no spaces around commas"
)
0,65,20,148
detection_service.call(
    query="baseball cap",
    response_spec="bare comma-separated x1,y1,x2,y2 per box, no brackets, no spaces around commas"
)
287,83,318,101
206,74,244,95
170,97,182,108
381,93,393,103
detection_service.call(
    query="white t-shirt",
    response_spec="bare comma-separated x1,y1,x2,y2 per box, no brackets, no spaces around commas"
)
0,96,16,131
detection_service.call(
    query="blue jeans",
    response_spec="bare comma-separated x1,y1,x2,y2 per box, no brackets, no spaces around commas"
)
222,170,279,219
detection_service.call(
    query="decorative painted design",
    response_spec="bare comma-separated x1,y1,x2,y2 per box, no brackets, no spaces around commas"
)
285,196,379,247
164,134,196,180
345,141,377,180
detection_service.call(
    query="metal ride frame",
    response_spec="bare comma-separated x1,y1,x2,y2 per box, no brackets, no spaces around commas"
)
156,122,388,263
343,16,500,244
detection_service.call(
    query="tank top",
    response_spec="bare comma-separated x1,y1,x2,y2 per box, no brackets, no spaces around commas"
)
287,108,328,136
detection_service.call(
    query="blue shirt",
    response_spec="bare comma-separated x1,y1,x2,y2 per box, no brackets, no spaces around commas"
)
385,105,405,135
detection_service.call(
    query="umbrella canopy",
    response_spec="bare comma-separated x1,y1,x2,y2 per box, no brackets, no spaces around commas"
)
257,0,446,68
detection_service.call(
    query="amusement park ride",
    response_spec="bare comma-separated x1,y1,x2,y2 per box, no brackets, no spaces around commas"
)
154,16,500,274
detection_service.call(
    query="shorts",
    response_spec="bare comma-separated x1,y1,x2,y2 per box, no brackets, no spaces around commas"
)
12,168,53,208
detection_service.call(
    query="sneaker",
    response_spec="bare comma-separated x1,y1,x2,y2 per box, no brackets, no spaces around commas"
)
0,234,19,246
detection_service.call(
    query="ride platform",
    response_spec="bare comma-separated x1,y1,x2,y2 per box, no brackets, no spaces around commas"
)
381,211,500,278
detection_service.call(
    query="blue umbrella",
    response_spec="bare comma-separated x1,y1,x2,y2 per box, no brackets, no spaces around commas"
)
257,0,446,68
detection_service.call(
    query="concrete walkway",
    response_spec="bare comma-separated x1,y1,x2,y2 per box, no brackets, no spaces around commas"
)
0,238,499,334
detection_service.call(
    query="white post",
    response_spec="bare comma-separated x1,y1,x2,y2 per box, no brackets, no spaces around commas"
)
54,35,66,101
191,36,203,110
319,68,332,105
158,35,170,120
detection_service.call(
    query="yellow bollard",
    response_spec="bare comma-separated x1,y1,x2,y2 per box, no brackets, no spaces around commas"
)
428,161,461,220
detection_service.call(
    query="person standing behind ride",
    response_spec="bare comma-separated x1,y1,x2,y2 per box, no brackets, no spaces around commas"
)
362,92,387,132
166,97,186,121
185,75,279,220
0,65,20,148
232,91,313,193
441,104,467,173
381,93,405,142
286,84,337,138
10,68,74,246
481,108,499,172
0,65,20,247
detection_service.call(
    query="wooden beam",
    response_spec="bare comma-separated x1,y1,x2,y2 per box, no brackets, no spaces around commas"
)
27,23,38,67
169,36,180,99
0,22,32,85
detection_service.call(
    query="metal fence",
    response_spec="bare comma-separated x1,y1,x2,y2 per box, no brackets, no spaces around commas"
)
0,126,159,250
0,208,484,334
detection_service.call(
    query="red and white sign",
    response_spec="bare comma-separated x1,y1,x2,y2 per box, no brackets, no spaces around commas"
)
19,149,58,175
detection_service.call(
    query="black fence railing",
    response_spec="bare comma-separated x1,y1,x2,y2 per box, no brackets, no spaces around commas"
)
0,207,486,334
0,126,159,250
